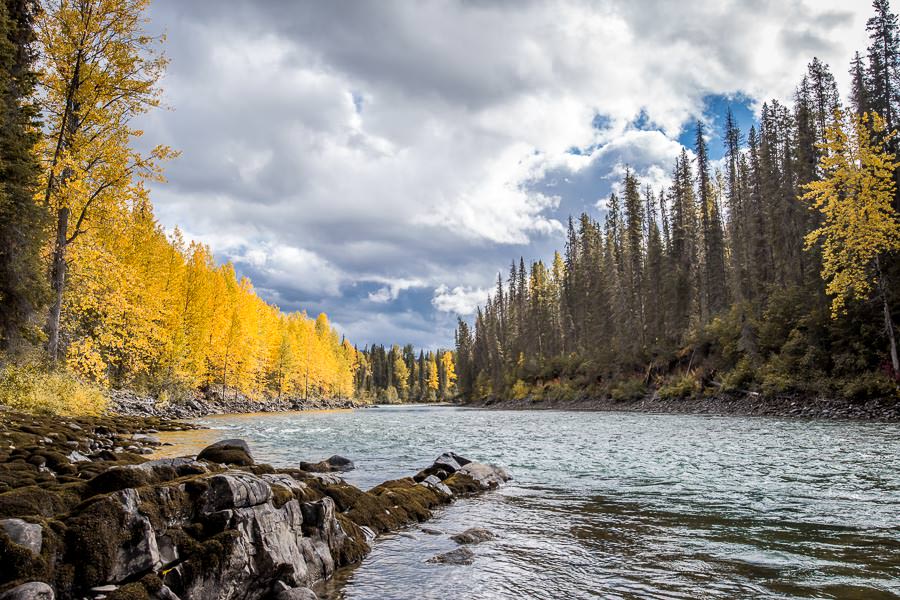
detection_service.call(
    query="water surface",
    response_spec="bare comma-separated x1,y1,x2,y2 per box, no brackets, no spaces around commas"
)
162,405,900,599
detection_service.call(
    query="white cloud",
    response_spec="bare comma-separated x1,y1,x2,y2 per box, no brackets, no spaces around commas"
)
431,285,491,316
140,0,874,346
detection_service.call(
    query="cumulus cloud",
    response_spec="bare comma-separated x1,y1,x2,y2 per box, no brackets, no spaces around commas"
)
138,0,873,346
432,285,491,316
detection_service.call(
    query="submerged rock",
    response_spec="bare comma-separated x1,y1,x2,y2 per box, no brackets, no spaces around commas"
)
457,462,511,489
451,527,495,545
196,439,254,466
0,518,42,555
299,455,354,473
427,547,475,565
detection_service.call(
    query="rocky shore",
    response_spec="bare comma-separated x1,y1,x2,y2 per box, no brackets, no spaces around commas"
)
468,392,900,421
108,389,364,420
0,409,510,600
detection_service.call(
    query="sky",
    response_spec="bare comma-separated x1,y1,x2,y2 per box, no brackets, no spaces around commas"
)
137,0,874,350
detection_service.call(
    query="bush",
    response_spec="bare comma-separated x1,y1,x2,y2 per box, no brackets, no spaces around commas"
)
610,377,647,402
377,385,399,404
0,364,107,415
510,379,530,401
657,372,700,400
841,372,899,402
720,358,756,393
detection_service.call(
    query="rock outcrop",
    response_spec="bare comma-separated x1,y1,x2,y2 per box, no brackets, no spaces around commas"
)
0,412,511,600
298,455,354,473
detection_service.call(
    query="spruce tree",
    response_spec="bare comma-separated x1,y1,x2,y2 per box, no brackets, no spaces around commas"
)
0,0,44,352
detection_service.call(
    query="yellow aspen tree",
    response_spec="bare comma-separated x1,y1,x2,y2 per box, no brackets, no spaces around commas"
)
37,0,175,362
426,352,439,393
803,110,900,374
440,351,457,394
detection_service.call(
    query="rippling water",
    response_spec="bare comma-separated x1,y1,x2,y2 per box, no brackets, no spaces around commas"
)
161,405,900,599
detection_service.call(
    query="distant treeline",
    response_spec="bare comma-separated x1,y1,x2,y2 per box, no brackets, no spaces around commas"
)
455,1,900,404
354,345,456,403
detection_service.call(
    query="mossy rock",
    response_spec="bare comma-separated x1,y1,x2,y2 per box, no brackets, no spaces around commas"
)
86,467,150,496
106,582,151,600
0,485,81,519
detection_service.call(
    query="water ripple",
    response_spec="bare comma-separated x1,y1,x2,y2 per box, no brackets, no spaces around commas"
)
172,406,900,599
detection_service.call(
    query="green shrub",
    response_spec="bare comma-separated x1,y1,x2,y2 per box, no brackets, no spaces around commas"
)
0,364,107,415
610,377,647,402
657,372,700,400
721,358,756,393
841,372,898,402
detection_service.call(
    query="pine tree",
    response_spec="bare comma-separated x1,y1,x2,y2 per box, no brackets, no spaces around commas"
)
0,0,44,352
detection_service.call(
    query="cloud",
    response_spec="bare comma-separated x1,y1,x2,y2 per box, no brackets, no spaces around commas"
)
139,0,874,347
432,285,491,316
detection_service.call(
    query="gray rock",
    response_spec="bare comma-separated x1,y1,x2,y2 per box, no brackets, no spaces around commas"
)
0,582,54,600
132,433,161,445
109,488,163,582
154,585,181,600
0,518,42,555
299,455,354,473
201,471,273,513
418,474,451,496
275,583,317,600
67,450,91,463
451,527,495,544
433,453,462,473
426,547,475,565
457,462,511,489
197,439,254,466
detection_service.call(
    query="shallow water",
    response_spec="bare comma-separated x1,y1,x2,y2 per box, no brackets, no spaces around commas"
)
162,405,900,599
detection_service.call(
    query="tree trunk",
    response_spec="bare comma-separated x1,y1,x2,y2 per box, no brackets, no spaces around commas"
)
876,256,900,376
46,207,69,363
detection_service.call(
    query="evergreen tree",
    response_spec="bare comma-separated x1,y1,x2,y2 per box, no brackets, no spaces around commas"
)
0,0,44,352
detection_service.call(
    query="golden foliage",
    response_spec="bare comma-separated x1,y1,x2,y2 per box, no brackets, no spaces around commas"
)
803,111,900,315
0,364,107,415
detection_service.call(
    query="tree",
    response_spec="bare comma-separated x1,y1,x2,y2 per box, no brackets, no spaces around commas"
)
0,0,45,352
803,111,900,373
36,0,174,362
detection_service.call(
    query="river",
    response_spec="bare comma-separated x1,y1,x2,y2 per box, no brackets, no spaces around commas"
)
159,405,900,599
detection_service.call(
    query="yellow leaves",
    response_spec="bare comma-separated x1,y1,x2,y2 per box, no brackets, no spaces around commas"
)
426,354,439,392
440,352,456,387
803,110,900,316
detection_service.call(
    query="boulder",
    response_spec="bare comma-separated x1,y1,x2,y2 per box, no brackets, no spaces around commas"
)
426,547,475,565
201,471,273,513
0,582,54,600
451,527,495,544
274,582,317,600
457,462,511,490
418,474,451,496
197,439,254,466
131,434,161,446
0,518,43,554
66,451,91,463
298,455,354,473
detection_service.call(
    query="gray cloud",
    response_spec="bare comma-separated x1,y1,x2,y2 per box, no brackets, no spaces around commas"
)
137,0,873,348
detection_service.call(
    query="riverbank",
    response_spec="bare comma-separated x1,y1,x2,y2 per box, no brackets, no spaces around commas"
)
465,391,900,421
0,408,509,600
108,388,365,419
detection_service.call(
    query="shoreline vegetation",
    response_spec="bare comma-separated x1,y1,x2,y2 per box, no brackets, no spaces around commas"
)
0,408,510,599
452,3,900,413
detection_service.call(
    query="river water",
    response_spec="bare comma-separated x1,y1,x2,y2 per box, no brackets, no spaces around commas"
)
161,405,900,599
